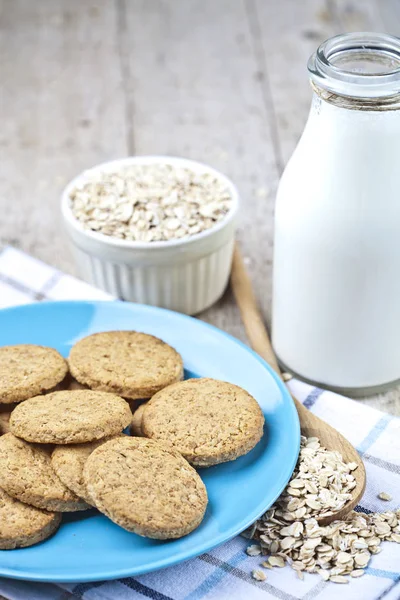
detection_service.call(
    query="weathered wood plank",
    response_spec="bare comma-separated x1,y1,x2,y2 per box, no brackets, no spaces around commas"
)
122,0,280,339
0,0,127,273
372,0,400,33
251,0,340,165
332,0,386,31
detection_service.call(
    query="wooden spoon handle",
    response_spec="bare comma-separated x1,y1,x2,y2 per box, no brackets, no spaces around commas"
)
230,244,309,421
230,245,280,375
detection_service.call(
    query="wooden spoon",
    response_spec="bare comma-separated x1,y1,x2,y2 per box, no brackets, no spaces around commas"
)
230,244,366,525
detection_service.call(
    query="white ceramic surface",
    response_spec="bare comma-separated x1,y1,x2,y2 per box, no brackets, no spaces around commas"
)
61,156,239,314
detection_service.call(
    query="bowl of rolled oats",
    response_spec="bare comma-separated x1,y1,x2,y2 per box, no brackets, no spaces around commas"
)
61,156,239,314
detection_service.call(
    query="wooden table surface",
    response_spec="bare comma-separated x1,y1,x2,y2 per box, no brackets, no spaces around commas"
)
0,0,399,417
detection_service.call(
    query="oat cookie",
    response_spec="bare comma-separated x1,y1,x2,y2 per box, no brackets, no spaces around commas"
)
0,487,61,550
0,433,89,511
9,390,131,444
68,331,183,400
130,403,146,437
84,436,208,539
51,436,122,505
142,378,265,467
0,344,68,404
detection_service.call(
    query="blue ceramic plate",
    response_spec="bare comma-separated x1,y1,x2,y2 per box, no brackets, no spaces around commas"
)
0,301,300,582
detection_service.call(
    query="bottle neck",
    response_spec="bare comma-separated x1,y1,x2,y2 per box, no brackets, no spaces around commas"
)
311,81,400,112
302,91,400,152
308,33,400,105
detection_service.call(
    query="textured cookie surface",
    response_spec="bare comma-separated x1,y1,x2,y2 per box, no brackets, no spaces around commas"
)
0,487,62,550
9,390,132,444
84,436,208,539
0,433,89,511
130,403,146,437
51,436,121,505
0,344,68,404
142,378,265,466
68,331,183,399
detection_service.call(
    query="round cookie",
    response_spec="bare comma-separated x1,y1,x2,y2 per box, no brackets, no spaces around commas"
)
51,436,122,505
68,331,183,400
0,344,68,404
130,403,146,437
84,436,208,539
0,433,90,511
9,390,132,444
142,378,265,467
0,487,61,550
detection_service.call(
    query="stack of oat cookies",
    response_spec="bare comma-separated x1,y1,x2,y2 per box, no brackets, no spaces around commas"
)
0,332,265,549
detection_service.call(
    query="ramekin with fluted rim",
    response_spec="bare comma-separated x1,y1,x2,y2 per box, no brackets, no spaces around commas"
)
61,156,239,315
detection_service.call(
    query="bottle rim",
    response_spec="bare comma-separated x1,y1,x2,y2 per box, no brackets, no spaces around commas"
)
308,32,400,99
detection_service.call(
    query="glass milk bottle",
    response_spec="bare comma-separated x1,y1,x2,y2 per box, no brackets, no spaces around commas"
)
272,33,400,396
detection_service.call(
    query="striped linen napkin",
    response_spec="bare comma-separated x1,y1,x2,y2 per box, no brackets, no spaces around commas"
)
0,245,398,600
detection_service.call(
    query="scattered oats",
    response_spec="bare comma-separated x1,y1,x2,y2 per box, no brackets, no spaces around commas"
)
281,372,293,382
330,575,349,584
252,569,267,581
306,440,320,450
375,522,391,536
337,551,353,564
304,537,322,550
295,507,308,520
270,540,280,554
351,569,364,578
304,480,318,494
296,570,304,580
292,561,306,571
378,492,392,502
246,544,262,556
69,163,233,242
268,556,285,568
289,479,305,489
354,552,370,568
306,498,322,510
280,523,303,537
347,462,359,471
261,560,273,569
318,474,328,488
243,436,400,585
281,536,296,550
319,569,330,581
330,566,347,576
286,487,301,497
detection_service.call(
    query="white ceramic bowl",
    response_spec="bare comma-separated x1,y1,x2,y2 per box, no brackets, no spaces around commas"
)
61,156,239,314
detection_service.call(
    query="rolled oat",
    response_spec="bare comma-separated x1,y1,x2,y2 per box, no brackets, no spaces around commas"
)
378,492,392,501
244,436,400,585
252,569,267,581
69,163,233,242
